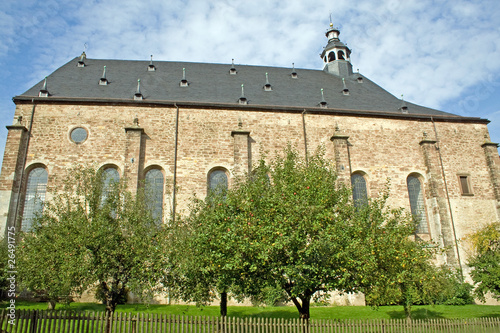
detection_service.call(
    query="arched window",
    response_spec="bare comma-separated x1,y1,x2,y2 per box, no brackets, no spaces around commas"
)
407,175,429,234
22,167,48,231
145,169,164,223
101,167,119,204
351,173,368,207
328,51,336,62
208,169,228,196
338,50,345,60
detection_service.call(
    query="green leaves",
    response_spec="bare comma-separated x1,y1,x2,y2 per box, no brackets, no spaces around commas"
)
466,222,500,301
172,145,433,319
17,165,164,312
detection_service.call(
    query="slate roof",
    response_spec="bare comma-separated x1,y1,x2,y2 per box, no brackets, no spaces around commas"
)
14,57,472,120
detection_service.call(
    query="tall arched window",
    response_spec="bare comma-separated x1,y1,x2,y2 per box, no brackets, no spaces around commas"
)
351,173,368,207
407,175,429,234
22,167,48,231
145,169,164,223
328,51,336,62
208,169,228,196
101,167,119,204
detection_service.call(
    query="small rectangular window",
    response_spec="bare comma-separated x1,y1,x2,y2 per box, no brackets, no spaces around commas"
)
459,175,473,196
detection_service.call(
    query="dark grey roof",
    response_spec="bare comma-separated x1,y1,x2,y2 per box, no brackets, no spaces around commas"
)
16,57,462,118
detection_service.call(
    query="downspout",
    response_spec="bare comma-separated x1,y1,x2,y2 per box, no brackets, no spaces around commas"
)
172,103,180,224
431,117,463,279
13,99,36,232
302,109,308,166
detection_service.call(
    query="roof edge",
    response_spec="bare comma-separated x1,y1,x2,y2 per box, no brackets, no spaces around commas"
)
12,95,490,124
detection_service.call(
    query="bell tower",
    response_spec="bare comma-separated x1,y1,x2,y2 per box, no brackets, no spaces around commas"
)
321,23,353,77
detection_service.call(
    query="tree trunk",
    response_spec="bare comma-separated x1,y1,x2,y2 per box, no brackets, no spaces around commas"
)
47,300,56,310
290,296,311,320
299,296,310,320
401,285,412,320
220,291,228,317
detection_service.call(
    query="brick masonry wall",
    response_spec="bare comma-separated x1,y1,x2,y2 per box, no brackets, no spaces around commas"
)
1,102,499,275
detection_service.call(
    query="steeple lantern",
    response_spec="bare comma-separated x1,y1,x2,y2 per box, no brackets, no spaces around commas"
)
321,23,353,77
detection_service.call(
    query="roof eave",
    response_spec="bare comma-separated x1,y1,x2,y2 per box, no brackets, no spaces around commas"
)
12,95,490,124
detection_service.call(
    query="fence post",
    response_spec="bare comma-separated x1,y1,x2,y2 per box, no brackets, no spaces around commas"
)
130,315,136,333
28,310,38,333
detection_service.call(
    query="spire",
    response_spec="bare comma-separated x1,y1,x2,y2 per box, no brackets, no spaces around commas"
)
148,55,156,72
229,59,237,75
291,63,298,78
321,21,353,77
99,66,108,85
399,94,408,113
134,79,143,100
263,72,272,91
342,78,349,95
39,76,49,97
180,68,188,87
239,84,248,105
319,88,327,108
77,54,85,67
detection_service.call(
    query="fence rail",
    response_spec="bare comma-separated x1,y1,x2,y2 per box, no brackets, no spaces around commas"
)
1,309,499,333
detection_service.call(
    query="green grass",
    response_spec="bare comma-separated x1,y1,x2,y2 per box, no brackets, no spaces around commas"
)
6,301,500,320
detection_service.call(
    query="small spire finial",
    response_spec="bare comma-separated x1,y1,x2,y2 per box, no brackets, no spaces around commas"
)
99,66,108,85
319,88,327,107
399,94,408,113
134,79,144,100
230,59,237,74
238,84,248,105
342,78,349,95
39,76,49,97
148,55,156,71
291,63,298,78
136,79,141,94
180,68,188,86
264,72,272,91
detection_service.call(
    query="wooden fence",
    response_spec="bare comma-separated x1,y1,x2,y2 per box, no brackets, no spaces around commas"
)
0,309,499,333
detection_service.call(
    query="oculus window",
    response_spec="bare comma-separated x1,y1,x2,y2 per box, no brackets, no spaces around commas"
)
70,127,88,144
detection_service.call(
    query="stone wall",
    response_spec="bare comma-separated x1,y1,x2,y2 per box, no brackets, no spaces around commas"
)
1,101,499,273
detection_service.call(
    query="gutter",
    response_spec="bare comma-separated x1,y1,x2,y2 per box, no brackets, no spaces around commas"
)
12,96,489,125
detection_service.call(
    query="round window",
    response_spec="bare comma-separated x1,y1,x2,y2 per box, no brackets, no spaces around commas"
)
70,127,88,144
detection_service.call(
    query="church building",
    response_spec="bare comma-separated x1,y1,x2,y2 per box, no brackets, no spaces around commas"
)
1,23,499,276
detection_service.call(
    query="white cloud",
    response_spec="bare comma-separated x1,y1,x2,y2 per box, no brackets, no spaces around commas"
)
1,0,500,123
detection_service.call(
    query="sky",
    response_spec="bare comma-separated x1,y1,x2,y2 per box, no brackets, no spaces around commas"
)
1,0,500,167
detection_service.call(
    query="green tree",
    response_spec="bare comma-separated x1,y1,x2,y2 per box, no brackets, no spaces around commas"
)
467,222,500,301
174,146,435,319
17,165,164,313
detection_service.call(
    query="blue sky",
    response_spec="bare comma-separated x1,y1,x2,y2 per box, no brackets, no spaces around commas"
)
1,0,500,166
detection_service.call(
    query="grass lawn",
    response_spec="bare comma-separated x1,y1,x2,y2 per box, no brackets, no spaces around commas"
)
7,301,500,320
